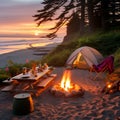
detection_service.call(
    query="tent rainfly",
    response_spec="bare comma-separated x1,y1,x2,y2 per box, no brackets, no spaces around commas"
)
66,46,104,69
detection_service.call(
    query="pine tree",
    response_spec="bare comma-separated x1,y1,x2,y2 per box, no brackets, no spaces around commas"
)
33,0,120,39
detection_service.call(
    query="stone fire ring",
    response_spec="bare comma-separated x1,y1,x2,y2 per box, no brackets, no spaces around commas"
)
50,84,84,98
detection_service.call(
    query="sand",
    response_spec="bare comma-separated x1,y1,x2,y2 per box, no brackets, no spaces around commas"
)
0,43,59,68
0,67,120,120
0,44,120,120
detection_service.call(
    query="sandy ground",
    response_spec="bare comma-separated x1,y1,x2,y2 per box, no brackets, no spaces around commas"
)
0,43,58,68
0,44,120,120
0,67,120,120
0,49,41,68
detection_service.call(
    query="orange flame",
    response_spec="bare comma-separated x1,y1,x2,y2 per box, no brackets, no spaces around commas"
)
60,70,72,91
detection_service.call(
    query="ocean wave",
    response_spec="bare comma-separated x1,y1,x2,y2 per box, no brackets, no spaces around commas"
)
0,37,63,54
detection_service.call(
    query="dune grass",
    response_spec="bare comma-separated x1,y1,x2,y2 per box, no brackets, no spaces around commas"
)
41,30,120,67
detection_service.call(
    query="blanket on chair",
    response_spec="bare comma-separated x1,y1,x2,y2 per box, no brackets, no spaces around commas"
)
93,55,114,74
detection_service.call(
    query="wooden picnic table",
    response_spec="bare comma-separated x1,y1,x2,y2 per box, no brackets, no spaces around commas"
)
1,67,57,96
11,67,51,90
1,67,55,93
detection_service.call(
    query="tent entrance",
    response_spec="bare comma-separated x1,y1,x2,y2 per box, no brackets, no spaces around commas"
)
73,53,89,69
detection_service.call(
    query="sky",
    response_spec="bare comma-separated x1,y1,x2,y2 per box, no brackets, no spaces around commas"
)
0,0,65,38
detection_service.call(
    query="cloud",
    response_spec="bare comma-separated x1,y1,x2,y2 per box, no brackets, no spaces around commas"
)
0,0,65,38
12,0,42,3
0,0,21,7
0,0,44,37
0,0,42,6
0,1,42,24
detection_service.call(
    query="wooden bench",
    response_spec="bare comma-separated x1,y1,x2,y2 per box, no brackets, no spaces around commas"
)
1,84,16,92
34,74,57,96
37,74,57,88
1,81,19,92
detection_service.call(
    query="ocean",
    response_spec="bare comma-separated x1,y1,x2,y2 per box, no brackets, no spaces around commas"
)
0,37,63,55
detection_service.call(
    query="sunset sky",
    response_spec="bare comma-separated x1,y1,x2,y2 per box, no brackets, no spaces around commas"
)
0,0,66,38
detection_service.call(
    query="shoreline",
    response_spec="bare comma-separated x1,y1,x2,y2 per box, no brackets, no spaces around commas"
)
0,43,60,68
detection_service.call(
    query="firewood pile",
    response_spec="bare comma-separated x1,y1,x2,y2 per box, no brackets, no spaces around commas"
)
101,73,120,94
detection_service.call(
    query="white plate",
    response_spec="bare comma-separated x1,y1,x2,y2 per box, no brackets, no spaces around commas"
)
22,74,30,78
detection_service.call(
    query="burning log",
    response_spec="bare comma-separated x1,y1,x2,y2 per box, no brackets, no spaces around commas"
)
101,79,120,94
50,84,84,97
50,70,84,97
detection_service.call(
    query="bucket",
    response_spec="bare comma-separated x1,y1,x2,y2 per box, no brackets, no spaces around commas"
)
13,93,34,115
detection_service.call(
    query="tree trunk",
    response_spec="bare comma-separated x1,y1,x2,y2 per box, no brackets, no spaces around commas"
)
87,0,94,31
80,0,85,34
101,0,110,30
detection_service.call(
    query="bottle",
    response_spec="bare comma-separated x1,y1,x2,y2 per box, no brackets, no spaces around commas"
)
22,67,27,75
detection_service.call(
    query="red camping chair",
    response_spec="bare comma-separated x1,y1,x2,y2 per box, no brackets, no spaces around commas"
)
89,55,114,81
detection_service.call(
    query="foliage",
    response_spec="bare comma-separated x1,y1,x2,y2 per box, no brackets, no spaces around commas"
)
41,49,71,66
0,68,10,82
0,60,41,81
76,31,120,55
7,60,23,77
40,30,120,66
8,60,40,77
114,48,120,68
33,0,120,39
0,74,10,83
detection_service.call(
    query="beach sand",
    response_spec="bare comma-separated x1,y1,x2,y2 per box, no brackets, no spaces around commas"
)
0,43,59,68
0,44,120,120
0,67,120,120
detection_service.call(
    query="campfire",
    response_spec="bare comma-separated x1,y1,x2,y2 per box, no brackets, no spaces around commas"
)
50,70,84,97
